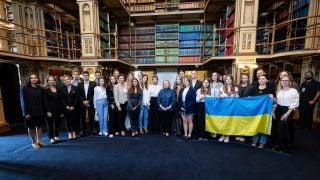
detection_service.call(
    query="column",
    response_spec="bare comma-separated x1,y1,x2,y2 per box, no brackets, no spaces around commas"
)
77,0,101,58
305,0,320,49
233,0,259,81
0,87,10,133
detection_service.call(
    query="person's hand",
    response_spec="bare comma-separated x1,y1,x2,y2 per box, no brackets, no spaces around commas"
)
25,115,30,120
181,107,185,111
47,112,52,118
66,106,70,110
110,104,115,109
83,100,89,106
309,100,315,105
118,106,122,111
280,113,289,121
69,106,75,110
132,107,136,111
272,112,276,119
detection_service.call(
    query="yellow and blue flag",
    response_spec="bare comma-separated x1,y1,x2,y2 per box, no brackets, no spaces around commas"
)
205,95,273,136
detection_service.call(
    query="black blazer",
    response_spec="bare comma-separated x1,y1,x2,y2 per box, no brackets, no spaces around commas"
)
192,80,202,91
178,87,196,115
78,81,96,105
59,85,79,108
107,85,115,107
44,88,62,114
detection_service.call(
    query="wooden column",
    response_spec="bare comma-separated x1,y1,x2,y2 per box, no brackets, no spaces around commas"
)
0,87,10,133
77,0,101,58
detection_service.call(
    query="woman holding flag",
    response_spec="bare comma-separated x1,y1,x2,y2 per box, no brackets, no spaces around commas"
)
218,74,238,143
248,75,276,148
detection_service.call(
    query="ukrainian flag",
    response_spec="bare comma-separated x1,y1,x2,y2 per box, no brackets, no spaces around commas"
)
205,95,273,136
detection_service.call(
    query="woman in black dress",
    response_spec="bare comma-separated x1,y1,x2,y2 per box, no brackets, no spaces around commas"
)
60,75,79,140
127,78,142,137
107,75,117,138
21,73,47,149
44,75,63,144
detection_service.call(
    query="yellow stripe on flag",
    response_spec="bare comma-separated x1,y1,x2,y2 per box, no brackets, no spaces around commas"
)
205,114,272,136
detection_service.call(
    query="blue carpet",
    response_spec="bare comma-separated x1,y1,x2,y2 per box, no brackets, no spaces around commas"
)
1,125,320,180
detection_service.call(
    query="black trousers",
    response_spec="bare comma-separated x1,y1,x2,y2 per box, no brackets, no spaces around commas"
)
80,105,95,134
129,108,140,132
149,97,160,134
300,101,315,130
159,110,173,134
116,102,127,132
173,105,182,135
196,102,206,139
47,113,61,139
108,106,116,134
275,105,293,150
64,109,77,133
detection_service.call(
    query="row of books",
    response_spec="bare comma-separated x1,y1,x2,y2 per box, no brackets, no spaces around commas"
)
179,32,201,39
155,48,178,55
136,50,155,56
155,40,178,47
179,48,201,55
179,25,201,32
178,56,201,63
156,24,179,32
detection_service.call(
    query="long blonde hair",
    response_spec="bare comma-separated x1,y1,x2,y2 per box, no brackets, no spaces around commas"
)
44,75,57,89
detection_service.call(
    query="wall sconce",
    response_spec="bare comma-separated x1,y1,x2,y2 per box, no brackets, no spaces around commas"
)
130,22,135,27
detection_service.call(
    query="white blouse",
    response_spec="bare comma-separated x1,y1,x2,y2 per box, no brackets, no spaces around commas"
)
142,88,151,106
276,88,299,109
211,82,223,97
196,89,212,102
93,86,107,108
149,84,162,97
114,83,128,107
182,87,189,102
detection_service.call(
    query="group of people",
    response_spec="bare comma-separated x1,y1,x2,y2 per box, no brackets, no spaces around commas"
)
21,68,320,153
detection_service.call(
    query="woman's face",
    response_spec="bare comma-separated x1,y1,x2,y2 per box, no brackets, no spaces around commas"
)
132,79,139,87
258,76,267,85
176,77,181,84
47,77,55,86
143,76,148,83
184,78,190,86
280,76,290,88
128,74,133,82
225,76,232,85
118,76,125,84
110,76,116,84
138,72,143,80
30,75,39,85
241,75,249,84
99,79,105,86
203,80,209,88
163,81,169,89
63,76,71,86
152,77,158,85
212,73,218,81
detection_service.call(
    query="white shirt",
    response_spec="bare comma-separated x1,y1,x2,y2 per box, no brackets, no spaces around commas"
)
142,88,151,106
276,88,299,109
211,82,223,97
93,86,107,108
114,83,128,107
84,81,89,99
192,79,197,88
196,88,212,102
182,87,189,102
149,84,162,97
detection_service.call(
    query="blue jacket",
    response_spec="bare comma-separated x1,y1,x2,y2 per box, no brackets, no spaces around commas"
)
178,87,196,115
157,88,176,111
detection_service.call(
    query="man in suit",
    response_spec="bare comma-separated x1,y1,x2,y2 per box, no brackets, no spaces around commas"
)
78,71,96,136
191,70,202,91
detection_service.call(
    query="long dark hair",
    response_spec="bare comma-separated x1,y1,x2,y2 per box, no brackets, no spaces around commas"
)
107,75,117,89
128,78,142,94
200,78,212,95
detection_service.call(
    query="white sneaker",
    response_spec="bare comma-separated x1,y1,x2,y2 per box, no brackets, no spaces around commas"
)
109,134,114,138
104,132,109,136
98,132,103,136
115,132,119,136
224,136,229,143
235,137,240,141
218,135,225,142
238,137,245,142
211,133,217,138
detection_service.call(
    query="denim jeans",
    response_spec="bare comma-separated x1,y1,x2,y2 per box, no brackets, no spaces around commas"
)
96,99,108,134
252,134,267,145
139,105,149,129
